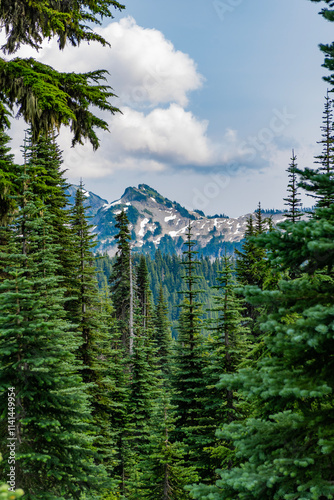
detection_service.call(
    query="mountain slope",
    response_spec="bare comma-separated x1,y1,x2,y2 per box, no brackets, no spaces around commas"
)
66,185,108,218
89,184,287,257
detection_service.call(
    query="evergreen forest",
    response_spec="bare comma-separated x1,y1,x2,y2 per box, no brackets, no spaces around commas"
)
0,1,334,499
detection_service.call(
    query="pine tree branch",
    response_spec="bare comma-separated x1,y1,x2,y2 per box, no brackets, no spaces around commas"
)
0,57,120,149
0,0,125,54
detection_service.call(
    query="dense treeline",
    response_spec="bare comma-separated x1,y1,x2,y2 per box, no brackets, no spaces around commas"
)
0,0,334,499
0,93,333,498
95,251,228,335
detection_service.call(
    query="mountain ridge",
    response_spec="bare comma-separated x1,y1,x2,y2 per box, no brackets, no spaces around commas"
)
66,183,291,258
66,183,312,257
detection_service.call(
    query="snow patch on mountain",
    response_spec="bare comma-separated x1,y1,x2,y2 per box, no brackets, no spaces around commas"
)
139,218,150,237
165,215,177,222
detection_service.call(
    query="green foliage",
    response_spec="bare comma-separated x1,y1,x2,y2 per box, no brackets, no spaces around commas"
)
190,203,334,500
0,58,119,149
141,391,199,500
297,92,334,209
203,256,251,475
309,1,334,86
109,210,132,350
207,256,251,420
0,201,107,498
96,251,227,336
0,470,24,500
68,182,124,480
136,255,155,333
0,128,16,226
119,334,161,498
154,286,173,375
0,0,125,54
284,150,303,223
171,226,217,480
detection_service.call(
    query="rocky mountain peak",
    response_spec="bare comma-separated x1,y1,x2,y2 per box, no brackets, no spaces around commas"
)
66,183,305,258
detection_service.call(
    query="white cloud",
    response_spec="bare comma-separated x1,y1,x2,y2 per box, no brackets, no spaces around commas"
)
2,16,271,178
32,16,204,108
109,104,212,165
60,106,258,178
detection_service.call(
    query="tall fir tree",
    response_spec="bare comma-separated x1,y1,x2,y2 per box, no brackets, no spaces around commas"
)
315,90,334,176
69,182,126,485
208,255,250,421
284,149,303,223
309,1,334,87
120,331,161,498
254,202,265,235
20,129,77,311
154,285,173,376
141,389,199,500
172,224,216,481
136,254,154,333
0,128,18,282
298,92,334,209
235,216,263,335
109,209,132,351
235,213,267,290
190,191,334,500
0,128,17,227
0,175,108,498
204,255,251,472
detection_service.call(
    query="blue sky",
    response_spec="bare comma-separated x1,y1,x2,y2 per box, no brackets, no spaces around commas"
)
7,0,334,217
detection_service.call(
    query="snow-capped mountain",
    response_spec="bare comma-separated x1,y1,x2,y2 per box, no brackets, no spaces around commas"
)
80,184,288,257
66,185,108,218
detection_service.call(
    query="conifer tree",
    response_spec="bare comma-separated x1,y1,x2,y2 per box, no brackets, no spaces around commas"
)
0,128,17,282
140,281,197,499
298,92,334,209
141,391,198,500
109,209,132,351
203,255,250,473
69,182,99,381
118,321,162,498
0,0,125,148
315,90,334,175
0,182,108,498
136,254,154,332
254,202,265,234
235,216,263,334
190,199,334,500
0,128,17,226
235,214,266,290
172,224,215,481
0,0,125,54
69,182,124,481
308,1,334,87
21,129,76,304
154,285,172,376
235,205,278,333
284,149,303,223
208,255,250,422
